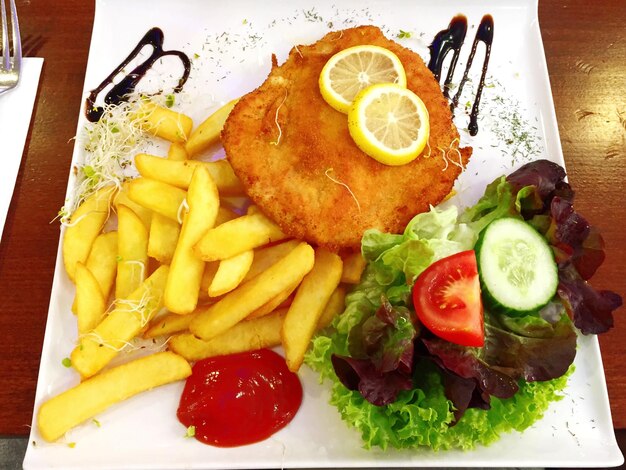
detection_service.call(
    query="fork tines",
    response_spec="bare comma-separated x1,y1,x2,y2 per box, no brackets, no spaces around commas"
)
0,0,21,72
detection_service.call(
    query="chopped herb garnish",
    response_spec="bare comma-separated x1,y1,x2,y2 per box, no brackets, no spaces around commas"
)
185,425,196,438
61,357,72,368
67,442,76,448
165,94,175,108
397,29,412,39
461,77,543,164
303,7,322,22
92,418,101,427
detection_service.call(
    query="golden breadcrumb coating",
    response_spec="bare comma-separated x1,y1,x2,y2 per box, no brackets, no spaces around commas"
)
222,25,471,249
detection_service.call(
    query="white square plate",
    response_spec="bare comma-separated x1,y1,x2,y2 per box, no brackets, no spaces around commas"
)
24,0,624,468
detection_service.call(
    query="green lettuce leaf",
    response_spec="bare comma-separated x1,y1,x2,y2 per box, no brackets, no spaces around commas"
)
307,337,571,450
362,230,404,262
460,176,519,233
378,240,433,284
334,265,387,338
497,313,557,338
362,206,475,288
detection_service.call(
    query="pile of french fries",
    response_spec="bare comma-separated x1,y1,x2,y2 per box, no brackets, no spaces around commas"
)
38,100,367,443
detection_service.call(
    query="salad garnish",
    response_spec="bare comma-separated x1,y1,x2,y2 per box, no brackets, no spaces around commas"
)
307,159,622,450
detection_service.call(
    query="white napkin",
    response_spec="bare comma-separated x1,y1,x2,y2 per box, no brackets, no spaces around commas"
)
0,57,44,239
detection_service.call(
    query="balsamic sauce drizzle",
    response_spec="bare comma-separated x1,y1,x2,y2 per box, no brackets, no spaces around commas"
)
85,27,191,123
427,15,467,100
428,15,494,136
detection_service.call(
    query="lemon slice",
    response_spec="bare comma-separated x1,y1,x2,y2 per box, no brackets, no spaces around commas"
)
348,83,430,166
319,45,407,114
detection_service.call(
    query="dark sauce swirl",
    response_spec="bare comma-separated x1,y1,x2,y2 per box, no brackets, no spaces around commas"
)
85,27,191,122
428,15,494,136
427,15,467,100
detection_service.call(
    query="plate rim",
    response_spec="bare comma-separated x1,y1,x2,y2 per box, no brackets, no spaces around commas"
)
23,0,624,467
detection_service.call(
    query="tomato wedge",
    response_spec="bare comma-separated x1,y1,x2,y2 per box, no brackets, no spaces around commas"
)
412,250,484,347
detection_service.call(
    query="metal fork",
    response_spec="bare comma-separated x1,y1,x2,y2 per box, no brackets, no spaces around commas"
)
0,0,21,96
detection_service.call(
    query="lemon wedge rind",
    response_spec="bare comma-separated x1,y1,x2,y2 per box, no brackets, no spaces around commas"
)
348,83,430,166
319,45,407,114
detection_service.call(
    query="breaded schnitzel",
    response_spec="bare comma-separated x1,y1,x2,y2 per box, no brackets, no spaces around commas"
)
222,26,471,249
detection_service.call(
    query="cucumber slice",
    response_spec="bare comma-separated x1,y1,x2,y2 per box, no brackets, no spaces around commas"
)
476,217,558,315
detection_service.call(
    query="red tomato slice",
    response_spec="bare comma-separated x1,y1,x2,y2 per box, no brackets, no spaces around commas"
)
412,250,484,347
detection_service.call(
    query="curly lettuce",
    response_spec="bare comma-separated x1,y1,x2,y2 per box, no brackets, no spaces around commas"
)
308,335,571,450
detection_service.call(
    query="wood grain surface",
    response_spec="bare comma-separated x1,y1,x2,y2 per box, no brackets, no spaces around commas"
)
0,0,624,436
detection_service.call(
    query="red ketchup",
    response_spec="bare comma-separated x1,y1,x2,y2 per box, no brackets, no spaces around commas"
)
177,349,303,447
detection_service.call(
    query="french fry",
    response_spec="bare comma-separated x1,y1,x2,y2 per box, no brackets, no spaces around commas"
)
341,251,367,284
185,98,239,157
144,260,220,338
74,263,106,334
170,309,286,361
127,178,187,222
208,250,254,297
190,242,314,340
215,206,239,226
243,240,300,282
144,260,218,337
72,231,118,315
144,311,197,339
113,182,152,229
167,142,188,161
247,280,298,319
198,261,219,302
135,101,193,143
62,185,116,282
164,166,219,314
135,153,244,196
282,248,343,372
116,205,149,300
147,213,180,265
317,286,347,330
194,213,286,262
71,266,169,378
85,231,118,301
37,351,191,442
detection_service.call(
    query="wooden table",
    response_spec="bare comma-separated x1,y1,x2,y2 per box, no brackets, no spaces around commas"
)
1,0,624,445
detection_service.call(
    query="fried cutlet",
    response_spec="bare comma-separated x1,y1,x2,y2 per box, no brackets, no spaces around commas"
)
222,25,471,250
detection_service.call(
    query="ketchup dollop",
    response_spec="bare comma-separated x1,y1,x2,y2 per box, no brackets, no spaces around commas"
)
177,349,303,447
